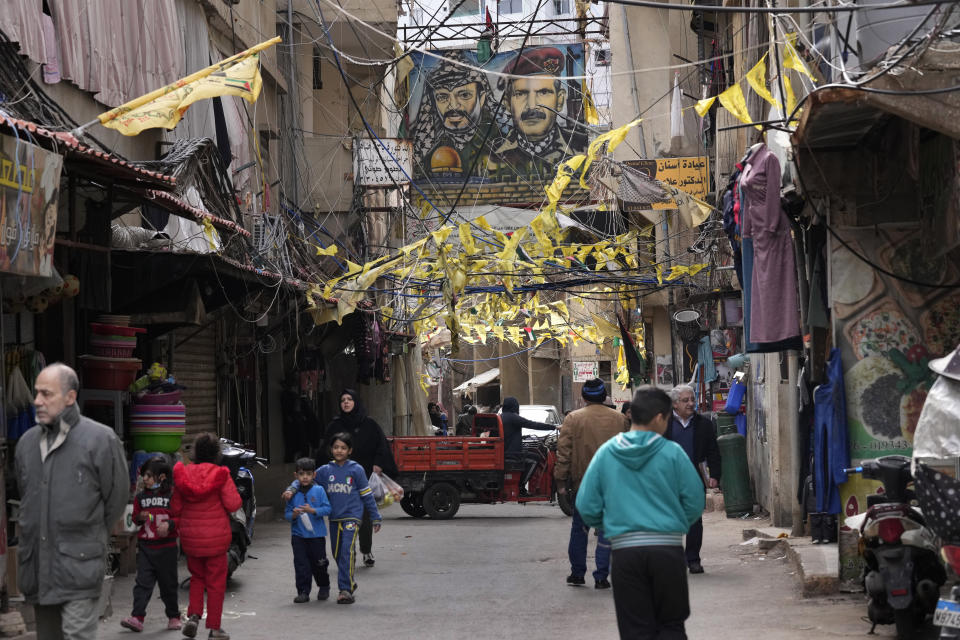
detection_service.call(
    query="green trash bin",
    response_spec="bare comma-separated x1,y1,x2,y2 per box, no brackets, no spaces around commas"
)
716,418,753,517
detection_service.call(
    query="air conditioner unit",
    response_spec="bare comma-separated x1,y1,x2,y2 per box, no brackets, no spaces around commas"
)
251,213,283,259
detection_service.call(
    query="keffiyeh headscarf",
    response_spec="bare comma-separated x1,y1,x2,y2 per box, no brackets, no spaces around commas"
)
412,51,495,153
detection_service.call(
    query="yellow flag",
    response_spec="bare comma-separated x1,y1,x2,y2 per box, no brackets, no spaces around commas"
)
581,80,600,125
783,33,816,82
717,84,758,129
458,222,478,255
315,244,338,257
545,155,586,211
694,96,716,118
99,41,277,135
201,218,220,251
578,118,642,189
783,73,798,122
745,55,782,110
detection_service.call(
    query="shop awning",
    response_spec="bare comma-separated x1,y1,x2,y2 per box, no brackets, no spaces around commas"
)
453,367,500,392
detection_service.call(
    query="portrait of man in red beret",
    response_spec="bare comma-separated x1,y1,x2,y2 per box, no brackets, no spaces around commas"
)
488,47,586,177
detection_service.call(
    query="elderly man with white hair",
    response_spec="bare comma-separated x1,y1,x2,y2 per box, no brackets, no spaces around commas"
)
663,384,722,574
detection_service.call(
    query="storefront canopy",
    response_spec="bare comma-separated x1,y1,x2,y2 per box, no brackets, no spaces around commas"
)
453,367,500,392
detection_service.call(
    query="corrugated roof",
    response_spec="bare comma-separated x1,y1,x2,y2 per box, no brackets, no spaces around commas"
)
0,117,176,186
141,189,251,238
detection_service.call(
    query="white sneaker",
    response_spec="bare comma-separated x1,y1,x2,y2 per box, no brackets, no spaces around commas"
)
363,552,375,567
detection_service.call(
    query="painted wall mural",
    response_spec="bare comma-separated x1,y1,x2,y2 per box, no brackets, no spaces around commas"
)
404,46,589,189
836,228,960,585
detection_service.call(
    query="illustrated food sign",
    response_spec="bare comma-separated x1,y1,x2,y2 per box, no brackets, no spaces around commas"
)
354,138,412,186
404,46,589,185
834,229,960,587
625,157,710,207
573,361,599,383
0,134,62,277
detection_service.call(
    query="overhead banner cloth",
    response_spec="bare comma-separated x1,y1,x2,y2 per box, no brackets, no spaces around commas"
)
0,134,62,277
96,37,280,136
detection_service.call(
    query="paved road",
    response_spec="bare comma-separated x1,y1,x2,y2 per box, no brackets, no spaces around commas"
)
95,504,918,639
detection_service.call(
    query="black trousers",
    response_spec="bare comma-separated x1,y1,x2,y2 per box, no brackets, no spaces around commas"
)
292,535,330,596
132,544,180,619
611,546,689,640
685,518,703,564
359,509,373,555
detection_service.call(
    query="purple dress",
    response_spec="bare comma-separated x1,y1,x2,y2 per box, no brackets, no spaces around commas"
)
740,145,801,344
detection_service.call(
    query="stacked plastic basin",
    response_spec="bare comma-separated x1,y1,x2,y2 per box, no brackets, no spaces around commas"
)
80,322,146,390
130,402,186,454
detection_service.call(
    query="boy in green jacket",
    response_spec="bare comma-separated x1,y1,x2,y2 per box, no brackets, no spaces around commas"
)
576,386,705,639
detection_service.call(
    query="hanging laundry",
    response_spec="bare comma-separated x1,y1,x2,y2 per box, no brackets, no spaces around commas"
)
740,143,802,346
812,349,850,514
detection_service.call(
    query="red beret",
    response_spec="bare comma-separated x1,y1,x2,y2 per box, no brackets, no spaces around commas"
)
507,47,564,76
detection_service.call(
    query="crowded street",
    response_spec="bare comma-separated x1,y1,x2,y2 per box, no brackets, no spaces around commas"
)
91,506,904,640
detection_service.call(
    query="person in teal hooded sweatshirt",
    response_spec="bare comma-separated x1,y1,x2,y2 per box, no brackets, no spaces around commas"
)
576,386,705,640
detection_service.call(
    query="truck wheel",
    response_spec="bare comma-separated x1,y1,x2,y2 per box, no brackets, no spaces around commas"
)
423,482,460,519
400,493,427,518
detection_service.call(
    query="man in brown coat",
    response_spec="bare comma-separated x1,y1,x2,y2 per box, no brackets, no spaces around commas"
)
555,378,629,588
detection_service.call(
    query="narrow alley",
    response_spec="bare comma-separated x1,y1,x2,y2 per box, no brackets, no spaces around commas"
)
91,507,901,640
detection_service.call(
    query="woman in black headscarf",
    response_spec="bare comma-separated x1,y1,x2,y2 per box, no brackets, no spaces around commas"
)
322,389,397,567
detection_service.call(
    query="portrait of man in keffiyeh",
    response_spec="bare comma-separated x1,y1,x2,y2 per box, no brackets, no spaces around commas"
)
410,51,499,178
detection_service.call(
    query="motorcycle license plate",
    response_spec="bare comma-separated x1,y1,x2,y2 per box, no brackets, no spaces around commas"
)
935,599,960,629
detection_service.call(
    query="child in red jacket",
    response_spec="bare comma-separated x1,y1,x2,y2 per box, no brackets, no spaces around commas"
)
171,433,242,640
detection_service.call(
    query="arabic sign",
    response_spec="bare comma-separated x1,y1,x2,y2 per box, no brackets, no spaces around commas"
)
573,361,599,383
0,134,62,277
354,138,412,186
625,157,710,209
403,45,589,189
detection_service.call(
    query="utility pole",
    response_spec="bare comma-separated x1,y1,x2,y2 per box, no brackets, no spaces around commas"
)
284,2,299,208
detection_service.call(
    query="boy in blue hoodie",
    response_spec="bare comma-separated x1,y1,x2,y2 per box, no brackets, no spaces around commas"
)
285,457,332,603
284,432,382,604
576,386,705,639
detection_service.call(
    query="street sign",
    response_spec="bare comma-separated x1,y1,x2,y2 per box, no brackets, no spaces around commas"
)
573,361,599,382
354,138,412,186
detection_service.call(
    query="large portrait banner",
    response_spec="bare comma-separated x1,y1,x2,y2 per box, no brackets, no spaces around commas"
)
404,46,590,192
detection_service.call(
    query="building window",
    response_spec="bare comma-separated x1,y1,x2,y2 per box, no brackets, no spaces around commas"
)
594,49,610,66
449,0,482,18
553,0,570,14
500,0,522,14
312,47,323,90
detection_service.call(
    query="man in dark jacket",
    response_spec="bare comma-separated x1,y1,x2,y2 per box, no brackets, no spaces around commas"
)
500,397,555,496
664,384,721,574
16,363,128,639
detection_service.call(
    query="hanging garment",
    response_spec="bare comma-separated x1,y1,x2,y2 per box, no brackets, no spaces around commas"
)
698,335,717,384
812,349,850,515
743,236,802,353
915,462,960,542
740,144,802,345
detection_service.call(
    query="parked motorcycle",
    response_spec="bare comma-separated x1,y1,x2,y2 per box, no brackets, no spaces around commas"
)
219,438,267,578
844,455,945,639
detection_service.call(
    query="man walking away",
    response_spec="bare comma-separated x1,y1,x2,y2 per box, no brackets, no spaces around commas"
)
577,386,705,639
664,384,721,574
555,378,628,588
16,363,129,640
